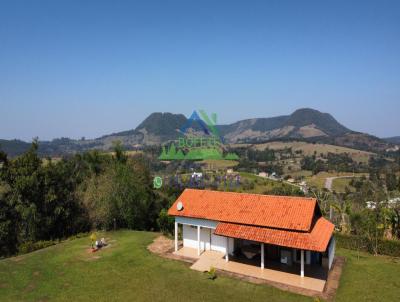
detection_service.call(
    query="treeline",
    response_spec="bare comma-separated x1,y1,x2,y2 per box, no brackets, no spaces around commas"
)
301,152,368,174
0,141,167,257
229,147,284,175
316,173,400,256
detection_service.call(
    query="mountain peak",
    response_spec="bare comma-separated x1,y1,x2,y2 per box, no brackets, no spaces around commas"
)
134,112,187,137
287,108,349,136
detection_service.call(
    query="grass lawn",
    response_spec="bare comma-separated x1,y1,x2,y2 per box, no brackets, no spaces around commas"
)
335,249,400,302
0,231,308,302
201,159,239,170
238,172,300,194
0,231,399,302
305,172,366,190
331,178,355,192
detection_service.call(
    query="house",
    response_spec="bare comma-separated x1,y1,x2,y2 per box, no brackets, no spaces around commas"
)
269,172,281,180
366,197,400,209
191,172,203,179
226,168,234,174
168,189,335,290
258,172,268,178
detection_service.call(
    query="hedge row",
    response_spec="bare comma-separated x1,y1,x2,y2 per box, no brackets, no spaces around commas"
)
18,240,57,254
335,233,400,257
18,232,89,255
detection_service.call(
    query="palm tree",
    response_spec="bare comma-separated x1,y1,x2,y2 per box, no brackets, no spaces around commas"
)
331,194,352,233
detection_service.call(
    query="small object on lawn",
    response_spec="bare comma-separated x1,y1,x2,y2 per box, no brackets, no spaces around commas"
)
206,267,217,280
100,238,107,246
95,240,103,248
90,233,97,249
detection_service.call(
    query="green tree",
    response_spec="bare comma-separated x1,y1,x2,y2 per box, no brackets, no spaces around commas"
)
157,208,174,235
331,197,352,233
385,173,397,191
81,156,158,230
113,141,127,164
0,142,90,256
0,190,18,256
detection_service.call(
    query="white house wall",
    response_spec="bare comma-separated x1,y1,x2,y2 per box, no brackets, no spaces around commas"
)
210,232,234,254
178,217,233,255
201,227,211,251
175,216,218,229
182,225,209,250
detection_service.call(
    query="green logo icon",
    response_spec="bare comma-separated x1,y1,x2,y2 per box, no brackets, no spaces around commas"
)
153,176,163,189
158,110,239,161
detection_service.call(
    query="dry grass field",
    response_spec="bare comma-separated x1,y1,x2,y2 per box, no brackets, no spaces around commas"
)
201,159,239,170
305,172,367,191
251,141,374,163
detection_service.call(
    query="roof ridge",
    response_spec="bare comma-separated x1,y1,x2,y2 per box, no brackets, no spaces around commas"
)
218,221,313,234
183,188,316,201
170,189,319,232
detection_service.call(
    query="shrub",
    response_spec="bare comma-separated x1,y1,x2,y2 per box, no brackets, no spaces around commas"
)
18,240,57,254
335,233,400,257
206,267,217,280
157,209,174,235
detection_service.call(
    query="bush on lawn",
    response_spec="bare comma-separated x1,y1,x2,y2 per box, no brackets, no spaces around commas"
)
206,267,217,280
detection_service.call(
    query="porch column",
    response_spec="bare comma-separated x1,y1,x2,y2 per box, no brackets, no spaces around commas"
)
174,221,178,252
300,250,304,278
261,243,264,269
197,225,201,256
225,237,229,262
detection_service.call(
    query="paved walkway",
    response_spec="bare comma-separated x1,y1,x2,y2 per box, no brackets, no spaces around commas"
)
190,250,326,292
148,236,345,301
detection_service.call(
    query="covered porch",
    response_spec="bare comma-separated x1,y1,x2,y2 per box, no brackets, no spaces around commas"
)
173,219,331,277
173,228,330,292
175,247,326,292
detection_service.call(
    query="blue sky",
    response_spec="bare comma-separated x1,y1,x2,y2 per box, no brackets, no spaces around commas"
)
0,0,399,141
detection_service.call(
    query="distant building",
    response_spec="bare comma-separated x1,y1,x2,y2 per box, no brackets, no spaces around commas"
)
191,172,203,179
366,201,376,209
269,172,280,180
258,172,268,178
366,198,400,209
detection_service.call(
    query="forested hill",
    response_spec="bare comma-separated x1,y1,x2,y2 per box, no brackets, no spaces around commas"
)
0,108,393,157
384,136,400,144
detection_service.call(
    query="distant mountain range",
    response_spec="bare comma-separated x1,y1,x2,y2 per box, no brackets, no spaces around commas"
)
383,136,400,145
0,108,396,157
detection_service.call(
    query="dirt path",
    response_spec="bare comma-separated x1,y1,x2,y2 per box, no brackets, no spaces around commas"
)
147,235,174,255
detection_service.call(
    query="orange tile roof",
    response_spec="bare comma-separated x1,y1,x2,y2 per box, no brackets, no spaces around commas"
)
214,217,334,252
168,189,318,231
